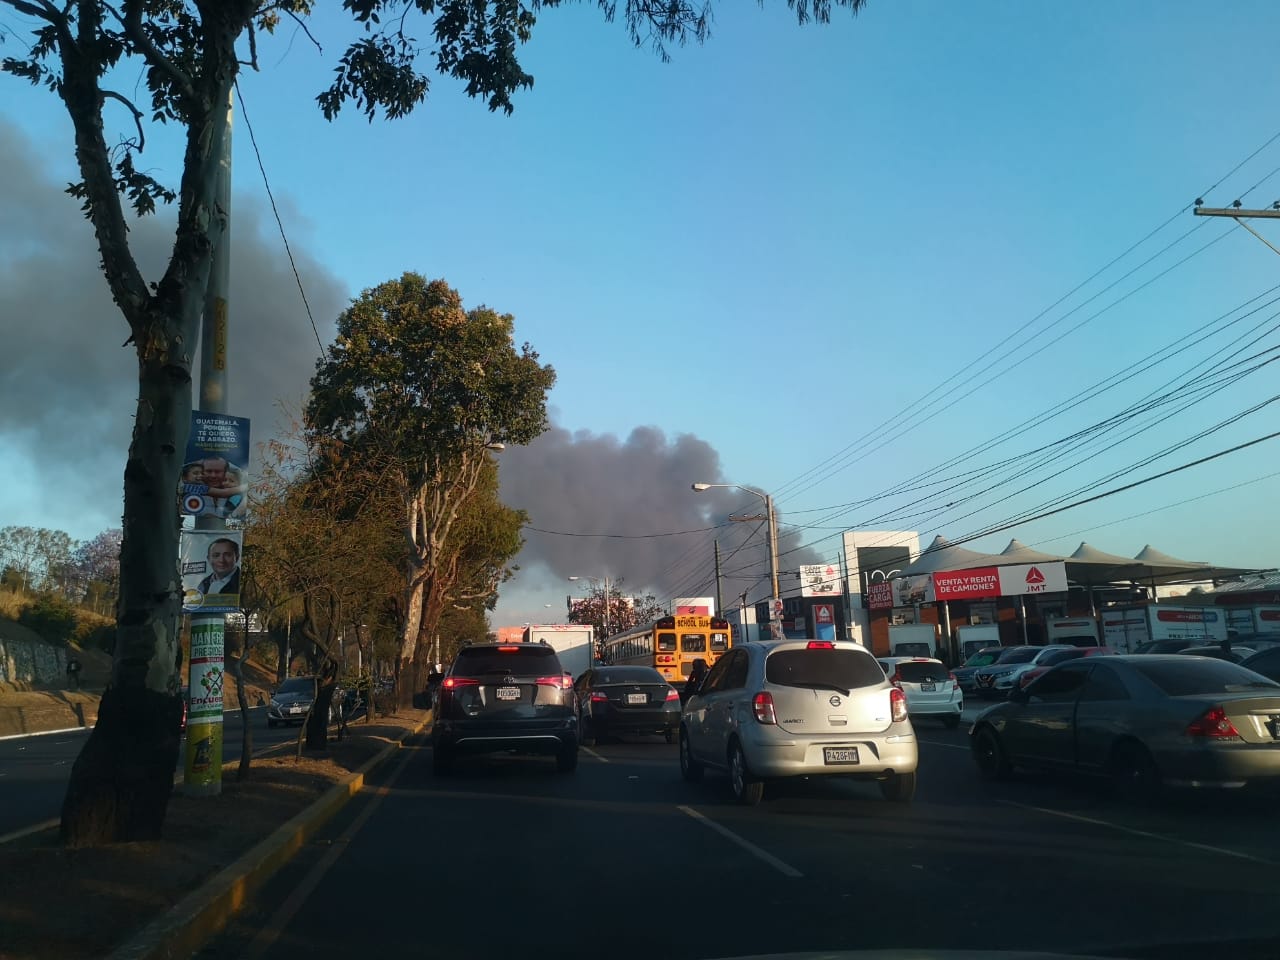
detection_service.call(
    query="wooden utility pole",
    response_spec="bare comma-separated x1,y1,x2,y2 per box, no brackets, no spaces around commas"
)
1194,202,1280,258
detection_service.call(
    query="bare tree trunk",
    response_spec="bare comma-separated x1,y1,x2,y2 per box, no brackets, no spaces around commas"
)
397,580,424,708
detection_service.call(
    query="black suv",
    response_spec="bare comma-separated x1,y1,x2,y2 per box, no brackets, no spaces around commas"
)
432,642,579,775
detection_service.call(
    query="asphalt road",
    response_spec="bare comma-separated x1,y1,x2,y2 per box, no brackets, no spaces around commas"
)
198,722,1280,960
0,707,304,839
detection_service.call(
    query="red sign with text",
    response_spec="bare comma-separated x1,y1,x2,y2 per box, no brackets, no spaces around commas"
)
933,567,1001,600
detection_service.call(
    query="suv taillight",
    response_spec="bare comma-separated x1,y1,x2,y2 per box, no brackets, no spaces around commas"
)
889,687,908,723
442,677,477,690
752,692,777,725
536,675,574,690
1186,705,1240,739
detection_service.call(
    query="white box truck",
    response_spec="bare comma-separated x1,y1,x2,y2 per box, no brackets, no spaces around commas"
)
887,623,937,658
1101,605,1226,654
522,623,595,677
953,624,1001,662
1045,616,1101,647
1225,605,1280,637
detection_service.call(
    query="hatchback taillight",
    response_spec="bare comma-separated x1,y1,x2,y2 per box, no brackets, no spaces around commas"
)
889,687,908,723
950,671,960,692
752,692,777,725
1186,705,1240,739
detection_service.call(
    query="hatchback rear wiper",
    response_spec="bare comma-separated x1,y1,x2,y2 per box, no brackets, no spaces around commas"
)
781,681,851,696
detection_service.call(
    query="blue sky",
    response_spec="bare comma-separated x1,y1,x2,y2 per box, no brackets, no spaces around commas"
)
3,1,1280,629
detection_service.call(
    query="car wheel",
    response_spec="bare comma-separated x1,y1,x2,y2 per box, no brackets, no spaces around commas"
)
728,741,763,806
556,744,579,774
1111,741,1160,802
943,715,961,730
880,771,917,803
580,717,596,748
432,743,454,776
972,725,1012,781
664,728,675,745
679,727,703,783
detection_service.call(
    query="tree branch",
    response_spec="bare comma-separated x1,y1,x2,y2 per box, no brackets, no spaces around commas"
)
285,7,322,55
101,88,145,149
0,0,58,21
103,0,196,101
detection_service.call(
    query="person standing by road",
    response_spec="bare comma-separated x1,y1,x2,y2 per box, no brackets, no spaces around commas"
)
66,656,82,691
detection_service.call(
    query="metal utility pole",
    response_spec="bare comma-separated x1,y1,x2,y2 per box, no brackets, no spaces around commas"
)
713,540,723,615
185,86,233,798
1194,203,1280,258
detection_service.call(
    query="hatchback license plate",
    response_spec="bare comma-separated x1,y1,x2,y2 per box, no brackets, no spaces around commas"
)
823,747,859,765
627,693,647,705
495,686,520,701
920,682,936,692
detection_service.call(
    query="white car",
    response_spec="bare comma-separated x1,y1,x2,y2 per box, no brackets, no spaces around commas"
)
680,639,919,805
877,657,963,729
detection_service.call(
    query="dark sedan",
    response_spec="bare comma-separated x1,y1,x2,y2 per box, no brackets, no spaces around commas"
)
575,665,681,745
1241,647,1280,683
970,655,1280,795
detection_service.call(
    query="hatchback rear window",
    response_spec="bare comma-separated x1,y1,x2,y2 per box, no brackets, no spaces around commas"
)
1129,659,1280,696
452,646,563,677
766,649,885,692
894,661,950,683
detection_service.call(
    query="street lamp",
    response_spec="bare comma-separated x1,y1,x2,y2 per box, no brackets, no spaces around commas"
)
568,574,611,640
691,482,781,604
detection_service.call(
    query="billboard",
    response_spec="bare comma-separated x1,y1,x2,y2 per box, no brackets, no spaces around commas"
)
800,564,841,598
674,596,716,616
181,530,243,613
891,574,935,606
179,412,250,519
932,562,1067,601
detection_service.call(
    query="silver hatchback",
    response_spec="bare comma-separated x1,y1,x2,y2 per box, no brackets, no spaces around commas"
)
679,640,919,805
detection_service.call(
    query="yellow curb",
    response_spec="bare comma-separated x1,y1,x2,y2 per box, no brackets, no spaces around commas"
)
108,713,430,960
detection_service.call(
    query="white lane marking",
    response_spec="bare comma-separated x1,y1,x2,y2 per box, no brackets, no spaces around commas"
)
0,726,92,743
998,799,1275,865
243,745,418,959
677,805,804,878
917,738,969,752
0,818,59,845
581,747,609,763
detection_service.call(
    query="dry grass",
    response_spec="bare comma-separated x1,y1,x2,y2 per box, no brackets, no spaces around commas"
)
0,710,428,960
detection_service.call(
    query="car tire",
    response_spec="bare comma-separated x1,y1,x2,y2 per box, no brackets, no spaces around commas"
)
972,725,1012,781
679,726,703,783
728,741,763,806
432,743,455,776
943,715,961,730
880,771,917,803
664,728,675,745
1111,741,1160,802
556,744,579,774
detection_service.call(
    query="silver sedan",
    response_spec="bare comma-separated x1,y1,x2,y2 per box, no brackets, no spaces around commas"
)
970,654,1280,794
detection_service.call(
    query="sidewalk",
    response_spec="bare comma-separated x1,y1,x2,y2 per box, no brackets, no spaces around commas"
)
0,688,101,738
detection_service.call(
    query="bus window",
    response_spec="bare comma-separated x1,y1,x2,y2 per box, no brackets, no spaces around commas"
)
710,631,728,651
658,632,676,652
681,634,707,652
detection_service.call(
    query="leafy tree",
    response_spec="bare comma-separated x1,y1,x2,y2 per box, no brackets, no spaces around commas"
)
1,0,866,846
568,578,665,645
0,526,73,595
306,274,554,702
70,530,123,616
18,592,79,645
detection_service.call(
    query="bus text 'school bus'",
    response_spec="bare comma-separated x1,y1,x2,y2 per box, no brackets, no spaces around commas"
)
601,614,731,685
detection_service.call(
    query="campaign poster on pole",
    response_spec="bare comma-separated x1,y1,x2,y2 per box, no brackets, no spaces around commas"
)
180,530,243,613
184,619,224,789
178,412,250,519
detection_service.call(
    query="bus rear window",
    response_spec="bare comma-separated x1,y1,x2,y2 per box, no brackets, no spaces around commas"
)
681,634,707,652
710,631,729,650
657,632,676,652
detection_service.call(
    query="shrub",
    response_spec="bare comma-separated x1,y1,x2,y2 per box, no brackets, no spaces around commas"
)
73,611,117,655
18,593,77,646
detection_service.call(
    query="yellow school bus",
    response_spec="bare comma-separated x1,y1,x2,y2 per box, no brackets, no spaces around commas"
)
602,614,731,685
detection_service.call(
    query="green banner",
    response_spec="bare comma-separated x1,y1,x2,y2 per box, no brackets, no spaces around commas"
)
185,618,224,792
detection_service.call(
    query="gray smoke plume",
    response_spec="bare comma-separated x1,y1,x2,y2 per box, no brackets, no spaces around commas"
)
0,118,348,537
497,425,823,612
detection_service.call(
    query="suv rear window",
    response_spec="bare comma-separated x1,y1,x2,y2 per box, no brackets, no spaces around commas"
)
452,646,563,677
766,648,885,692
895,661,950,683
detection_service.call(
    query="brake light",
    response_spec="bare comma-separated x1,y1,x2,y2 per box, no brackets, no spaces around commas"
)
442,677,477,690
1186,705,1240,739
890,669,903,690
889,687,908,723
535,675,574,690
752,692,777,724
665,688,681,702
807,641,835,649
950,671,959,692
590,691,608,703
497,646,521,652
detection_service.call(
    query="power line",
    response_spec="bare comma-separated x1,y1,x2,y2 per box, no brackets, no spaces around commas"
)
234,81,325,355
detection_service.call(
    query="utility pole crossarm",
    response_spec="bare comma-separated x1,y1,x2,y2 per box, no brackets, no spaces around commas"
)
1193,207,1280,218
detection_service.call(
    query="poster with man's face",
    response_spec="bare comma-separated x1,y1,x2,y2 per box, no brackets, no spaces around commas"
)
179,412,251,519
181,530,243,613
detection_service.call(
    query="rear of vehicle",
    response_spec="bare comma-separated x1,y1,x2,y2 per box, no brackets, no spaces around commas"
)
1015,646,1118,689
432,643,579,774
682,640,918,805
881,657,963,728
580,666,681,744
